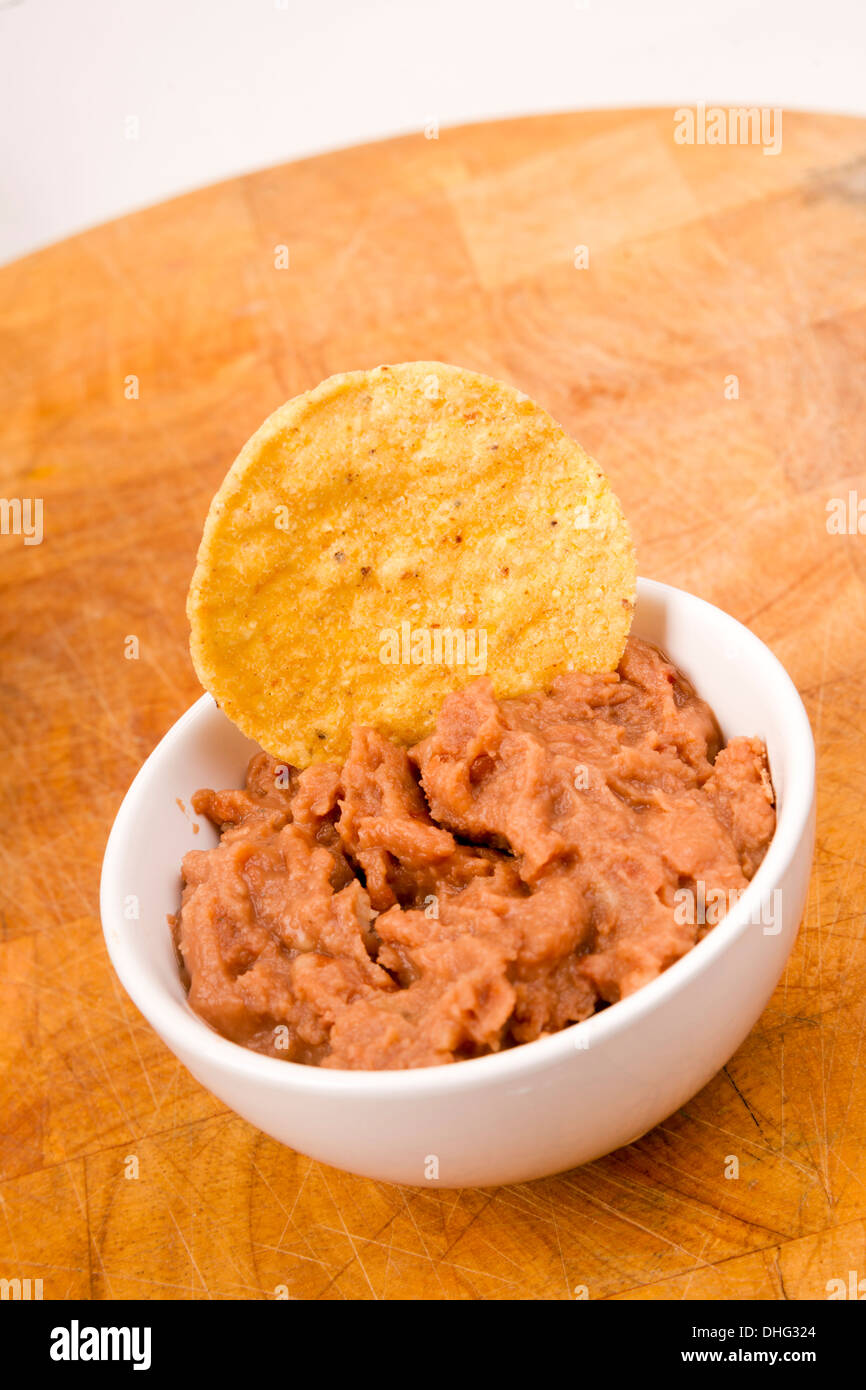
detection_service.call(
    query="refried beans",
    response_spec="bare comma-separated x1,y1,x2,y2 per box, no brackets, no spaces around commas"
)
173,637,775,1070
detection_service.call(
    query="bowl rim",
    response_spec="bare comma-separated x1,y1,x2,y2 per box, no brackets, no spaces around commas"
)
100,577,816,1096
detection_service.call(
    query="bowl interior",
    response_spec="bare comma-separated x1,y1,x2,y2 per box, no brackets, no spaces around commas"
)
631,578,803,813
101,577,813,1082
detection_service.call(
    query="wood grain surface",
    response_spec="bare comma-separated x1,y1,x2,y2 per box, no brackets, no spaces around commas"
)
1,108,865,1302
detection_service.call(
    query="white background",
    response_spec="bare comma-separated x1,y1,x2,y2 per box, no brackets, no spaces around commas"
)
2,0,864,265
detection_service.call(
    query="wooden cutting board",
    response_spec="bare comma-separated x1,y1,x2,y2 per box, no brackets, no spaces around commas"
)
2,108,866,1301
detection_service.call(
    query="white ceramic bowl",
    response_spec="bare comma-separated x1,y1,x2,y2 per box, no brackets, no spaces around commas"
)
100,578,815,1188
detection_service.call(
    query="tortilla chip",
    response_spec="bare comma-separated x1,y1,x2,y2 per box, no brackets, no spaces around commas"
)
188,362,636,765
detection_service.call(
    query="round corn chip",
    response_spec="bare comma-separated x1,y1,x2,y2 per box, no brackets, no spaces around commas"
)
188,362,636,766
